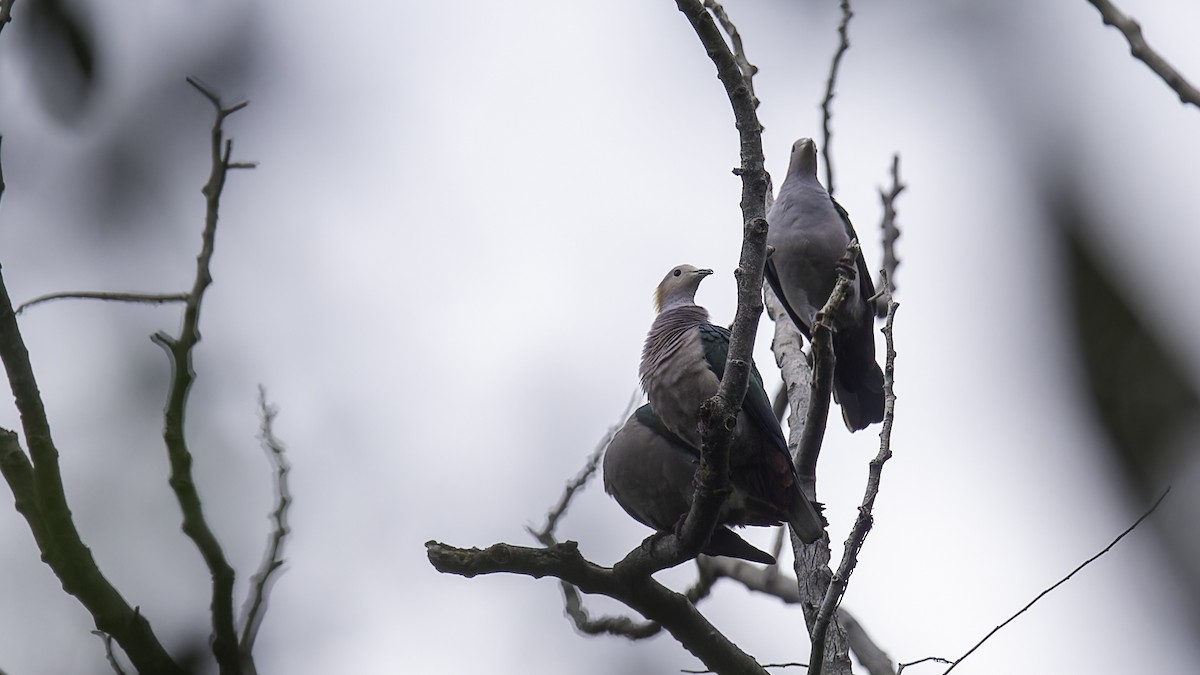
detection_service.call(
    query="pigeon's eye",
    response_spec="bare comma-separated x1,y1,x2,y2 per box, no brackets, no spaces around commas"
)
673,269,682,277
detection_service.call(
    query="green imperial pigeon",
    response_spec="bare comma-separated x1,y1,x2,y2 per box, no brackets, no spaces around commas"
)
764,138,885,431
603,405,779,563
638,265,824,544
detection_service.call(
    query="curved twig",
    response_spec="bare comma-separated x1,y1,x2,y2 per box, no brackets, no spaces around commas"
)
820,0,854,196
15,291,188,315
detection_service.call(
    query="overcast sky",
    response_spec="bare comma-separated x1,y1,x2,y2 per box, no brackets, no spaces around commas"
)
1,1,1199,673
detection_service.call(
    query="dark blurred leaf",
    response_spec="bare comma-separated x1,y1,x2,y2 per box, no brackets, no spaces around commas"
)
23,0,98,124
1058,195,1199,494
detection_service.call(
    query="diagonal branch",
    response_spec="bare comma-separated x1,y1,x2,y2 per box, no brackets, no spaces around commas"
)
808,273,898,675
0,85,185,675
15,291,189,315
1083,0,1200,108
427,540,769,675
703,0,759,110
149,77,254,675
820,0,854,196
0,276,185,674
238,387,292,674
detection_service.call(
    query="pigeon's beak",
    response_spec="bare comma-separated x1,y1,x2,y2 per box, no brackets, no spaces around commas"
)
697,268,714,277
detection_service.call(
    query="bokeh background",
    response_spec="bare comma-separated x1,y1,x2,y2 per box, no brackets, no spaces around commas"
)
0,0,1198,673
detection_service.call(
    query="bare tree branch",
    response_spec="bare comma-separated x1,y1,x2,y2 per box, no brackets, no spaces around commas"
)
238,387,293,674
91,631,128,675
698,557,896,675
1084,0,1200,108
428,7,777,668
15,291,189,316
897,657,952,673
877,153,904,314
0,276,185,674
820,0,854,197
528,392,637,545
808,273,898,675
427,540,769,675
703,0,759,111
795,241,860,490
0,81,187,675
526,395,662,640
149,78,254,675
841,605,895,675
942,487,1170,674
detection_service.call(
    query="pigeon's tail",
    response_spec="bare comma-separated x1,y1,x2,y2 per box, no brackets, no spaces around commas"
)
704,527,776,564
832,323,886,432
785,491,826,545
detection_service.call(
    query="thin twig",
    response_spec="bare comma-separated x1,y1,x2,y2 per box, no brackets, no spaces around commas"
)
841,610,895,675
15,291,189,316
238,387,292,674
703,0,759,111
877,154,904,314
1084,0,1200,108
820,0,853,197
526,394,661,640
683,662,808,674
699,556,896,675
897,657,951,674
795,241,860,489
942,487,1170,673
808,270,898,675
91,631,128,675
150,79,253,675
0,137,6,204
529,392,638,544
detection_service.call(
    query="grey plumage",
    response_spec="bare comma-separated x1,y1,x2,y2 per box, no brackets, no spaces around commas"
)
603,405,777,564
637,265,824,544
765,138,885,431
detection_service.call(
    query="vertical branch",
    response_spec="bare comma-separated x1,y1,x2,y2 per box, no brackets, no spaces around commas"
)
149,77,255,675
648,0,771,578
878,154,904,306
820,0,854,197
808,274,898,675
238,387,292,674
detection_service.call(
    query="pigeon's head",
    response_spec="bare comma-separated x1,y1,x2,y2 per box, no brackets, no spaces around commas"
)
787,138,819,178
655,264,713,313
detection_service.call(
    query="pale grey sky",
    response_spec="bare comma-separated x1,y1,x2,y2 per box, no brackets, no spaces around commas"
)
0,1,1198,673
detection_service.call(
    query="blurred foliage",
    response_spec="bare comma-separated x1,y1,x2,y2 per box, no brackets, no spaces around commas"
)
1059,197,1199,495
21,0,98,125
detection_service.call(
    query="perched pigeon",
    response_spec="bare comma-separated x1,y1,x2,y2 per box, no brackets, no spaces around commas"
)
765,138,885,431
638,265,824,544
603,405,778,564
